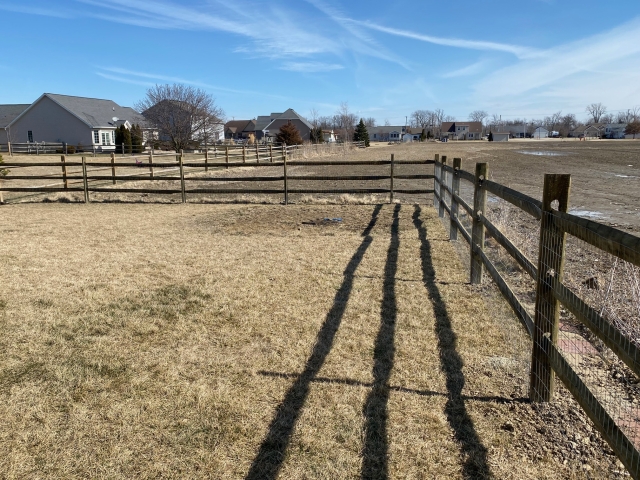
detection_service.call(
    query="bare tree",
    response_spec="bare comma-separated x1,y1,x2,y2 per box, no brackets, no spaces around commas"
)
600,113,614,125
335,102,357,141
318,116,333,130
308,108,320,128
137,84,224,152
586,103,607,123
363,117,377,128
411,110,432,128
384,118,391,126
468,110,488,123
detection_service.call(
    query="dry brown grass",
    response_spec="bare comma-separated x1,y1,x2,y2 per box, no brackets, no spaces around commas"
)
0,201,623,478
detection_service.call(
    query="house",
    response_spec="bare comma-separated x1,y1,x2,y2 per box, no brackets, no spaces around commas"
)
255,113,282,140
570,124,602,138
6,93,148,151
322,129,337,143
371,126,407,142
441,121,483,140
532,127,549,139
224,120,256,142
492,132,510,142
262,109,313,142
403,131,421,142
603,123,627,139
0,104,30,144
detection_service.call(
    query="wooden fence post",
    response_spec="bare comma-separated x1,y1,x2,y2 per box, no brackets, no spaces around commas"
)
204,150,209,172
283,153,288,205
242,145,246,163
433,154,440,208
111,152,116,185
82,156,89,203
226,146,229,169
450,158,461,240
282,144,286,161
269,144,273,162
149,151,154,179
530,174,571,403
61,155,68,189
255,143,259,163
7,141,11,157
390,154,395,204
121,143,125,157
470,163,488,284
438,156,447,217
179,153,186,204
214,144,217,159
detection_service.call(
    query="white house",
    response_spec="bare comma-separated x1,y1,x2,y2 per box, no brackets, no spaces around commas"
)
533,127,549,139
604,123,627,139
322,129,337,143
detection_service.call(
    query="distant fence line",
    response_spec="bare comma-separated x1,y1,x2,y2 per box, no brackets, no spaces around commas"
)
434,155,640,479
0,141,365,156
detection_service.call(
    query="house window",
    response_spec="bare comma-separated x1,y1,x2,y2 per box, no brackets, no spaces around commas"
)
102,132,111,146
94,131,100,144
28,131,33,142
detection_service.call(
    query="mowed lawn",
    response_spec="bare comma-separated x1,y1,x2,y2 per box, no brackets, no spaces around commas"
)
0,202,608,479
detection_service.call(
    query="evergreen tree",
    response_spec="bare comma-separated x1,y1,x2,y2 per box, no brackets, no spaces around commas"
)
311,126,324,144
488,131,494,142
123,126,132,154
353,118,370,147
420,128,427,142
275,121,303,145
115,125,125,153
131,124,144,153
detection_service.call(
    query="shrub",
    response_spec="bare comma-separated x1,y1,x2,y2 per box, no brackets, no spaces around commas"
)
66,145,76,154
275,121,303,146
76,143,84,153
0,154,7,177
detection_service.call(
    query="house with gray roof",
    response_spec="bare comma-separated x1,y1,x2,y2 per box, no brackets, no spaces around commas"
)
0,104,30,145
262,109,313,142
6,93,148,151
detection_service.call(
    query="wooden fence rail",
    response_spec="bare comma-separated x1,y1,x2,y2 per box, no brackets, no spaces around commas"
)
434,157,640,479
0,152,435,205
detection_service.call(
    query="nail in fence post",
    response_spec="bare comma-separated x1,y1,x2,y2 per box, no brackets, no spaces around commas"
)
111,152,116,185
204,149,209,172
450,158,461,240
284,153,288,206
179,153,186,204
82,156,89,203
61,155,68,189
438,156,447,217
390,154,395,204
149,151,154,179
226,146,229,169
470,162,488,284
433,153,440,208
530,174,571,403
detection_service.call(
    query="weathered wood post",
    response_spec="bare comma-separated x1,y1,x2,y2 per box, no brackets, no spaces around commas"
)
530,174,571,403
179,152,186,204
7,141,11,157
81,156,89,203
433,153,440,208
225,146,229,169
214,144,217,159
389,154,395,204
121,143,125,158
438,156,447,217
255,143,259,163
269,144,273,163
61,155,68,189
470,163,488,284
242,145,246,163
204,150,209,172
110,152,116,185
450,158,461,240
283,152,288,206
149,151,154,179
282,144,286,161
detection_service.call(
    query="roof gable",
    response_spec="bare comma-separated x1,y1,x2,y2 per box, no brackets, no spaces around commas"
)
0,104,30,128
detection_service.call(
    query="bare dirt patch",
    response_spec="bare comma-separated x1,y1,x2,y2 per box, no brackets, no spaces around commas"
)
0,202,624,478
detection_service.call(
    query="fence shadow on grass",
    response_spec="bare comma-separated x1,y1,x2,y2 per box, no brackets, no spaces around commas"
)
412,204,491,479
361,203,400,479
245,204,384,480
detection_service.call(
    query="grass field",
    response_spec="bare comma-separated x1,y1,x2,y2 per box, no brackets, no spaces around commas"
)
0,201,624,478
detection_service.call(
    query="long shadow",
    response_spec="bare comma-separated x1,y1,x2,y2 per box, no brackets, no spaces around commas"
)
412,205,491,479
245,204,384,480
361,204,400,479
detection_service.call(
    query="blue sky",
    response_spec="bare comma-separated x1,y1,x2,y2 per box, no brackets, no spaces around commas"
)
1,0,639,124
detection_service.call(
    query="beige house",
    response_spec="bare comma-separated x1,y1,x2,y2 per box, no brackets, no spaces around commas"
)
441,121,483,140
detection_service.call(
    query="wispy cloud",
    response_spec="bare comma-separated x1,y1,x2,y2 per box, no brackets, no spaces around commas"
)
0,3,72,18
442,60,489,78
350,20,539,59
280,62,344,73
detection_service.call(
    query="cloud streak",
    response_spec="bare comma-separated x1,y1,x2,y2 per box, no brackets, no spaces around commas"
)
279,62,344,73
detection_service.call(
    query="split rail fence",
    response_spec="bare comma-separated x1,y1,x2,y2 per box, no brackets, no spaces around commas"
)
0,148,432,204
434,155,640,479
